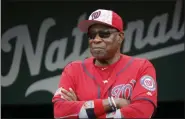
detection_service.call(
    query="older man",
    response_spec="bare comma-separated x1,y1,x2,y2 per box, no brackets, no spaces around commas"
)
52,9,157,119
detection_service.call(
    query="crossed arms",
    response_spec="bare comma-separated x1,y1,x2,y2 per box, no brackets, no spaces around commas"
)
52,60,157,118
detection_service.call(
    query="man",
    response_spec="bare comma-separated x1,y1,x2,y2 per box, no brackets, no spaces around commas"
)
52,9,157,119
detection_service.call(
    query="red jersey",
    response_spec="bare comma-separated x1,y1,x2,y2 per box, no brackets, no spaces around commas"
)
52,54,157,118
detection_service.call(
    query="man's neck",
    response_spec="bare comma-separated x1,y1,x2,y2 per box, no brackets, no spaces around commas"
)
95,53,121,67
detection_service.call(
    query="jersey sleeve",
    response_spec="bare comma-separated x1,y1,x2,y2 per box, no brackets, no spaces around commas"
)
118,59,157,118
52,62,85,118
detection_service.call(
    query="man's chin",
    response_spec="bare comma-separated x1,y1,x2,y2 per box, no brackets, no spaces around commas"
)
91,52,108,60
93,55,107,60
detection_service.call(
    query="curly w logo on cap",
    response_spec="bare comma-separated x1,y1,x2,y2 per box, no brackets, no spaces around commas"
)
91,11,101,20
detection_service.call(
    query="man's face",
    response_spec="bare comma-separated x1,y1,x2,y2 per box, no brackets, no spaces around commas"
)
88,24,123,60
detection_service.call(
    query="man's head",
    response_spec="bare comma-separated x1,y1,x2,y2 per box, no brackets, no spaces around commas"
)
78,9,124,61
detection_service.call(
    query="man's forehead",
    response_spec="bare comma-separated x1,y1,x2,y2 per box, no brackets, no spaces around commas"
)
88,24,114,31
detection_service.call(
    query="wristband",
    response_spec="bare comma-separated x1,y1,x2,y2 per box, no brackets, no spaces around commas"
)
94,99,106,117
108,97,115,111
111,96,117,110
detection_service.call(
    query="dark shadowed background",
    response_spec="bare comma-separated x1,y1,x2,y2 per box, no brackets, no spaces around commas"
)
1,0,184,118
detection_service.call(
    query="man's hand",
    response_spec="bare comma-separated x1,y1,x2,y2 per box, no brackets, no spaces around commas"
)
114,98,130,109
60,88,77,101
102,98,130,113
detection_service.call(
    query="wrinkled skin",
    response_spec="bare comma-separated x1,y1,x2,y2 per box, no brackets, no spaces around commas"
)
88,24,124,66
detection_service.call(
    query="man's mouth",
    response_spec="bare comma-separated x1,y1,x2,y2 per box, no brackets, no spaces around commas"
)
92,47,104,50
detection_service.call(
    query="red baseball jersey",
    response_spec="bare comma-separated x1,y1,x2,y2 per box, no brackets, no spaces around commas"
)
52,54,157,118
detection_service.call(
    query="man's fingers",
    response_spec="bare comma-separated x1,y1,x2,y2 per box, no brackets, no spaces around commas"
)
61,88,68,94
61,93,72,101
69,88,77,98
61,88,75,100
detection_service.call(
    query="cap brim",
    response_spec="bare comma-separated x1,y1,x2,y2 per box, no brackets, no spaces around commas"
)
78,20,114,33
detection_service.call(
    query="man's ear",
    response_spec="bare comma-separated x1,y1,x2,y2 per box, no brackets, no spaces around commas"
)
118,32,124,43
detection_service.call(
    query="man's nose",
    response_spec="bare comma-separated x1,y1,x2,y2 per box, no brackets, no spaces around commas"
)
93,34,102,43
